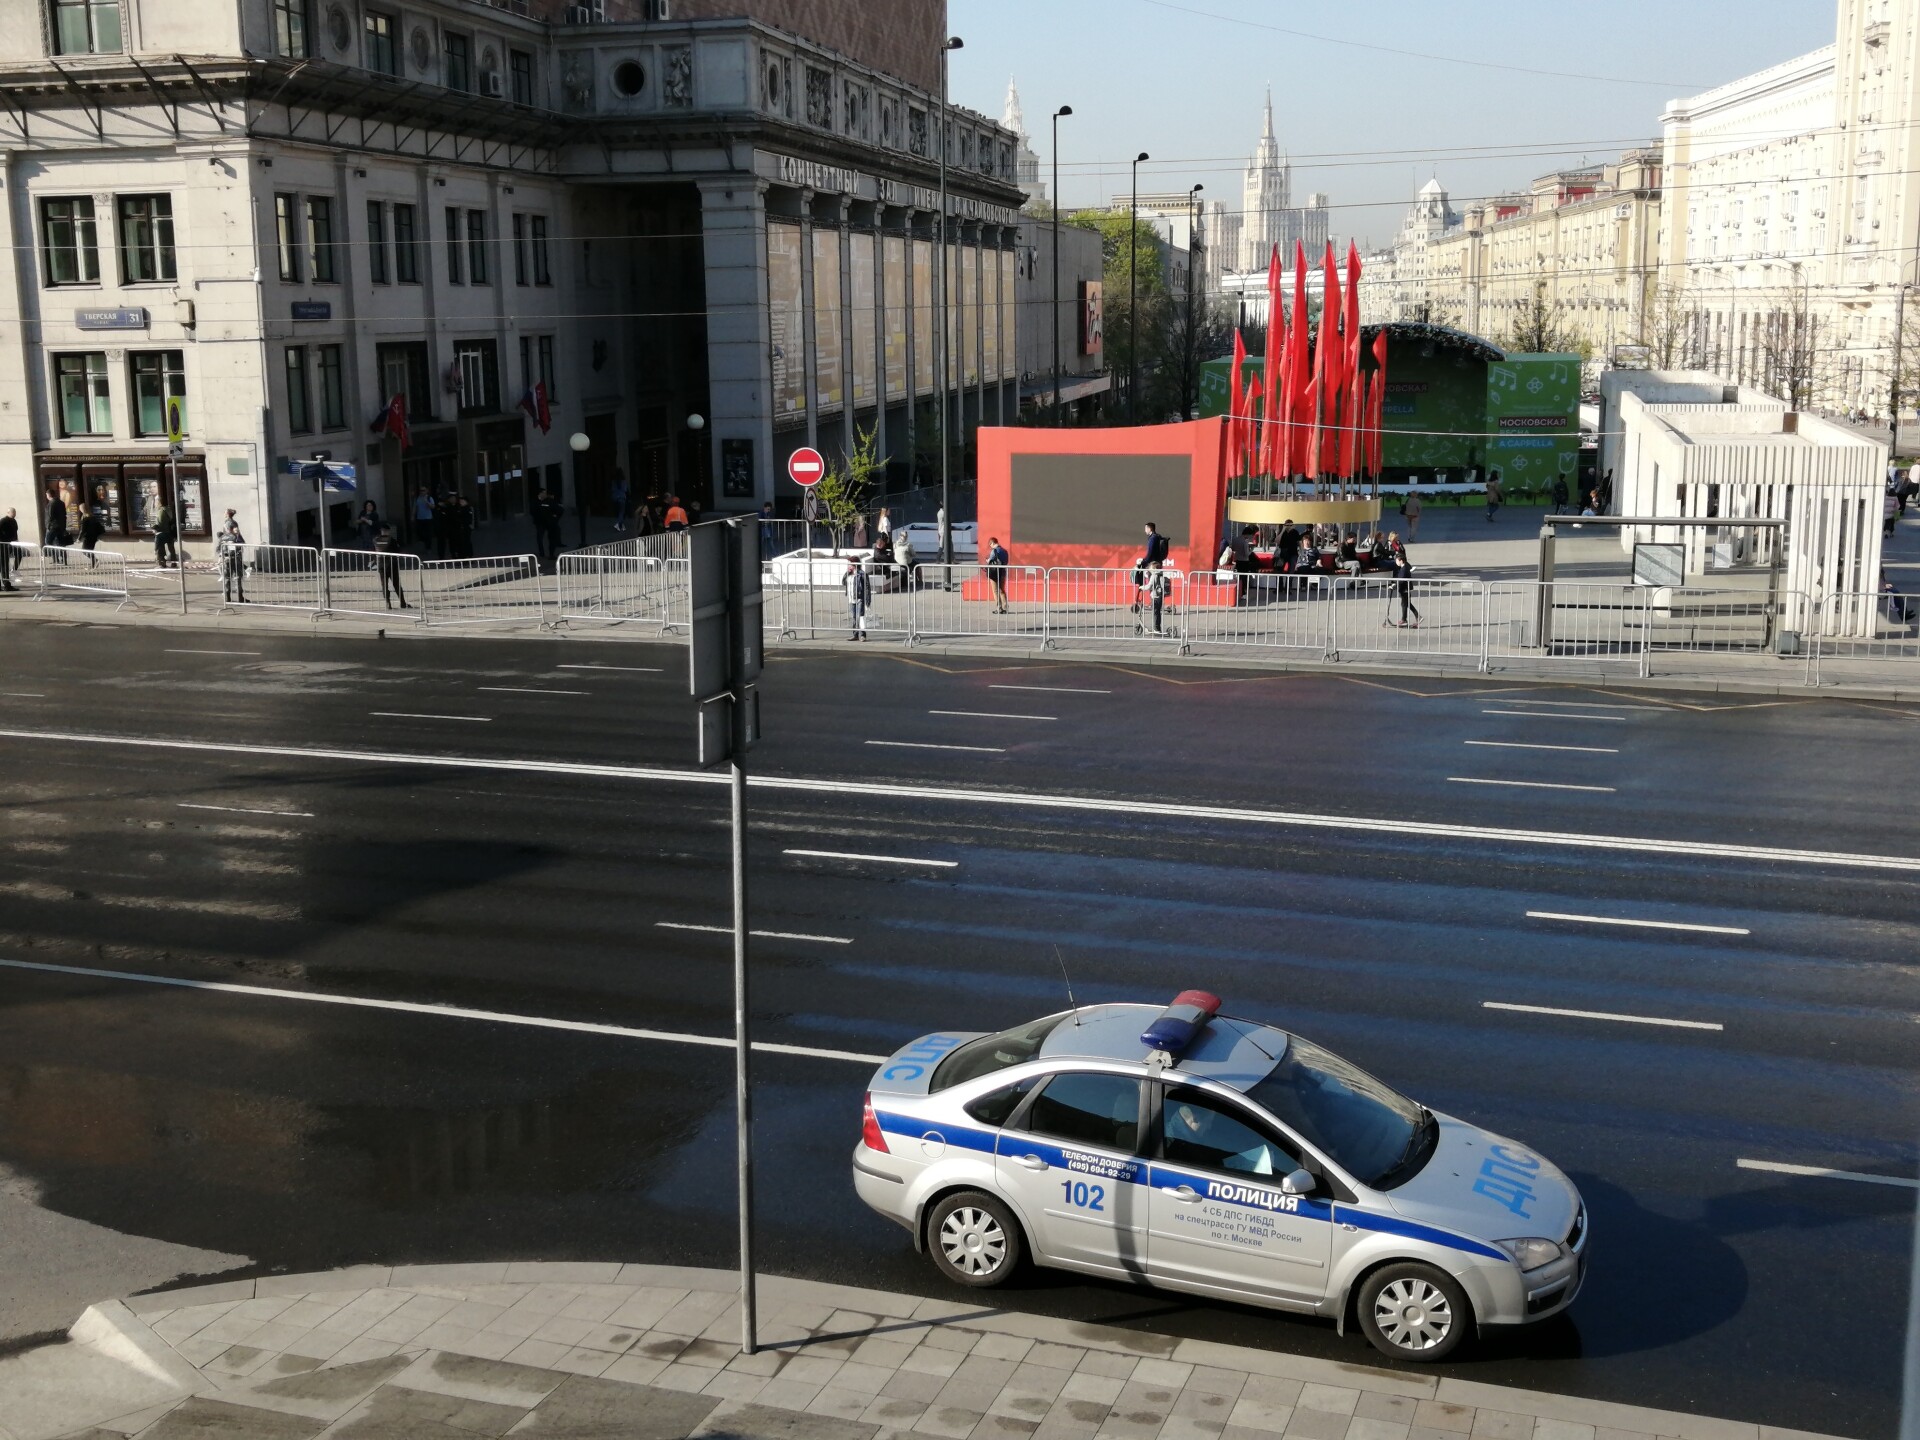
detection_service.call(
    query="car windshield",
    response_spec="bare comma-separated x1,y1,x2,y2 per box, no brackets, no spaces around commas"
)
1246,1035,1431,1189
930,1015,1065,1092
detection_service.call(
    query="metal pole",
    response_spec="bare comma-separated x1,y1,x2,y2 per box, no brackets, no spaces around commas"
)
316,468,332,613
1052,110,1062,422
731,745,755,1356
1185,189,1198,420
1130,153,1145,425
170,452,187,615
937,43,951,569
1893,282,1907,457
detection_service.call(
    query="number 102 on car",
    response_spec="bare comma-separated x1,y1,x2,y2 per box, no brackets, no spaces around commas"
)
1062,1181,1105,1210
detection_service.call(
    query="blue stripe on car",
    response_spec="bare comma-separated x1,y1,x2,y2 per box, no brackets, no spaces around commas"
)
1336,1206,1508,1261
1150,1164,1334,1222
874,1111,999,1154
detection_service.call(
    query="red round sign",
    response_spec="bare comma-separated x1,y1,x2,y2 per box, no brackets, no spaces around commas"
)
787,447,826,488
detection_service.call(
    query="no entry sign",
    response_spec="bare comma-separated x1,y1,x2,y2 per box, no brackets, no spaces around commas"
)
787,447,825,487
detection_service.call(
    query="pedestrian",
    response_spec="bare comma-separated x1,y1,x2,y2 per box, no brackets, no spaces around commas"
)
44,487,70,549
452,496,477,559
663,494,690,531
78,506,105,568
354,500,381,549
1139,559,1169,635
1386,533,1420,628
216,519,248,602
877,506,893,542
0,506,18,591
1597,469,1614,514
843,556,869,639
1886,490,1901,538
1550,476,1569,515
1225,524,1258,606
541,490,565,561
529,488,558,561
1277,518,1301,573
611,469,630,532
1141,520,1170,569
1897,470,1917,516
374,523,409,609
985,536,1010,613
1484,470,1504,522
758,500,776,561
1401,489,1423,539
153,500,178,568
411,486,435,556
434,488,453,559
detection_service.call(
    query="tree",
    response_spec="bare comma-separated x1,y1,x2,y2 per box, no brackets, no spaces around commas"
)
1640,281,1702,370
1506,281,1589,359
1755,275,1830,412
1067,209,1168,421
813,425,886,552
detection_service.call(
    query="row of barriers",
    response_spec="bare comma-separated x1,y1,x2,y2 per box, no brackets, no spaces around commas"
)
1,541,132,606
222,547,548,628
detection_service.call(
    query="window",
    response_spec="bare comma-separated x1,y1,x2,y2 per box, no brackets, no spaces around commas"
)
444,207,463,284
453,339,498,414
305,196,336,283
518,333,557,401
376,342,431,419
117,195,175,283
465,209,489,285
363,10,397,75
1245,1035,1429,1190
366,200,388,284
443,32,471,92
512,213,527,286
963,1078,1038,1129
283,346,311,433
272,0,310,58
50,0,120,53
530,215,550,285
509,48,534,105
393,203,420,283
54,352,111,436
931,1014,1065,1091
1020,1073,1142,1153
1160,1087,1301,1179
129,351,185,438
274,194,301,282
317,344,345,430
40,197,99,285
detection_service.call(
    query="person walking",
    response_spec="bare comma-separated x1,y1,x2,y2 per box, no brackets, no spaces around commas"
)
216,519,248,603
758,500,776,561
1386,532,1420,628
1139,559,1170,635
1550,476,1569,515
1141,521,1171,568
1886,489,1901,538
985,536,1010,613
410,487,435,556
1896,468,1917,517
354,500,381,549
610,469,630,533
876,506,893,543
44,488,70,549
0,507,18,591
663,495,690,532
153,501,178,568
529,488,558,563
1225,524,1257,606
78,507,105,568
374,523,409,609
541,490,565,562
1484,470,1504,522
1401,490,1423,539
843,556,869,639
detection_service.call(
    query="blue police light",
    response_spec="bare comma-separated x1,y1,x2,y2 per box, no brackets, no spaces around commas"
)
1141,990,1222,1063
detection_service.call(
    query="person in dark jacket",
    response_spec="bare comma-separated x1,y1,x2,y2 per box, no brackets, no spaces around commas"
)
531,489,563,562
153,502,178,568
985,537,1010,613
1386,533,1420,628
0,507,19,590
451,496,477,558
78,508,105,568
373,524,409,608
44,489,69,547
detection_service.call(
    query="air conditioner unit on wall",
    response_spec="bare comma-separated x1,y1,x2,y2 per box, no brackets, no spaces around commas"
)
480,70,503,97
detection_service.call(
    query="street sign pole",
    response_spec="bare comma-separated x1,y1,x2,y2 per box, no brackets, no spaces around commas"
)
311,454,335,613
690,518,764,1356
789,449,825,642
166,400,188,614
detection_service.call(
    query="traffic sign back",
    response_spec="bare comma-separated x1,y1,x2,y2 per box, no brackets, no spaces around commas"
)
787,447,825,487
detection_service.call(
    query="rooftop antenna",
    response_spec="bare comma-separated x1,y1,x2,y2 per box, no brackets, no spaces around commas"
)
1053,945,1082,1026
1224,1016,1277,1063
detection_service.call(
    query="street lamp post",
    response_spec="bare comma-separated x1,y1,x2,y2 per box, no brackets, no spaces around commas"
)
568,430,590,555
1183,183,1203,420
1051,104,1073,423
937,35,962,570
1130,151,1148,424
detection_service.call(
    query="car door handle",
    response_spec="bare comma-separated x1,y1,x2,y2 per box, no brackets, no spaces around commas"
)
1166,1185,1202,1204
1014,1154,1048,1171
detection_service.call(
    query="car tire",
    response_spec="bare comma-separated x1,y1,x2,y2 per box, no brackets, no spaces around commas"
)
1356,1262,1473,1362
925,1191,1024,1288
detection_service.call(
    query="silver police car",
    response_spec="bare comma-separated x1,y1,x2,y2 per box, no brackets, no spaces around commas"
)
852,991,1586,1362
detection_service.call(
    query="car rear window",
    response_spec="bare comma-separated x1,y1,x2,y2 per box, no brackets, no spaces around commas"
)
930,1015,1065,1092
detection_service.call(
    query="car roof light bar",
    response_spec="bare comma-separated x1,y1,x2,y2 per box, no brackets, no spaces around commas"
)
1141,990,1221,1068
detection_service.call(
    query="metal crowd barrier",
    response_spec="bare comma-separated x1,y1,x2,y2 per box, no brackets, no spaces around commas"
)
556,553,684,631
1044,567,1185,648
421,554,548,628
0,541,32,594
1807,590,1920,687
33,544,132,606
322,548,423,622
1328,578,1486,665
1181,570,1327,654
910,564,1049,646
223,544,323,613
1485,581,1651,677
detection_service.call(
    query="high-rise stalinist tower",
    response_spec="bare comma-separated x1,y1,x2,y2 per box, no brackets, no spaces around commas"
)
1003,77,1045,211
1239,90,1328,270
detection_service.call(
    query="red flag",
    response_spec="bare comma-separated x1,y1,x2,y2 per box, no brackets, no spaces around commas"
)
1287,243,1310,478
518,382,552,435
1310,243,1340,480
1339,242,1364,480
1227,328,1247,477
1260,245,1283,477
370,392,411,451
1242,373,1263,480
1370,331,1390,475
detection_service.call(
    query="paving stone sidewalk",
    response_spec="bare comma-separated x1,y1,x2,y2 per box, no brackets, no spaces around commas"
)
0,1265,1845,1440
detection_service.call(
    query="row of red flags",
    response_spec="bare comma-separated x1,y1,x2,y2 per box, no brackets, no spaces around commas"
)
1224,241,1388,482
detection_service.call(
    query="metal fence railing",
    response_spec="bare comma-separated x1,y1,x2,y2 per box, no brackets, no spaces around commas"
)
1486,582,1651,677
1,541,32,594
30,544,133,607
1045,567,1186,648
1181,570,1328,655
421,554,547,628
224,544,324,613
910,564,1049,646
1329,578,1486,666
556,553,682,631
322,548,423,622
1808,590,1920,686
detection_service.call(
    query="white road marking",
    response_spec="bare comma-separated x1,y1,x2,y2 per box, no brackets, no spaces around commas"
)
369,712,493,722
1464,740,1620,755
928,710,1056,722
0,956,881,1064
1449,777,1617,794
990,684,1112,695
865,740,1005,754
655,922,852,945
1492,699,1663,712
2,693,46,698
179,803,314,819
1482,1001,1723,1032
1736,1158,1919,1191
1483,709,1626,722
784,849,958,869
557,664,663,673
2,728,1914,872
1527,911,1751,936
165,649,264,656
479,687,591,696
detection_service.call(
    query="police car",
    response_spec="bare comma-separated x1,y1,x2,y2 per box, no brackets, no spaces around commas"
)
852,991,1586,1362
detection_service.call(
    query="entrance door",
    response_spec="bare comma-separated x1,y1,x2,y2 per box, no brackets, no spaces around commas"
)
1146,1083,1333,1306
993,1072,1147,1278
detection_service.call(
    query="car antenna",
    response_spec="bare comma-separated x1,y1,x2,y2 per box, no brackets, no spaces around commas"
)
1225,1016,1276,1062
1053,946,1082,1026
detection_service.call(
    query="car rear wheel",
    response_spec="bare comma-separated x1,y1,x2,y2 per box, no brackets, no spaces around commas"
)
1356,1263,1472,1362
926,1191,1023,1288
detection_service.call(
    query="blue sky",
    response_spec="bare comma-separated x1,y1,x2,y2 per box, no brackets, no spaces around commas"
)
949,0,1834,249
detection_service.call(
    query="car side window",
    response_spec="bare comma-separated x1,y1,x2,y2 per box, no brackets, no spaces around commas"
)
964,1077,1037,1129
1020,1073,1143,1153
1160,1085,1303,1178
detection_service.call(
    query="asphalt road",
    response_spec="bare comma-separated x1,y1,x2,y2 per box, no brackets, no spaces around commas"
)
0,618,1915,1436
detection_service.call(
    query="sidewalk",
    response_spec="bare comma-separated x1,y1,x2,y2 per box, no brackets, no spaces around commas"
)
0,1264,1845,1440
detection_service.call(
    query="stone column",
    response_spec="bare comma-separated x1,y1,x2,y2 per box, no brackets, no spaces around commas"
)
696,176,773,511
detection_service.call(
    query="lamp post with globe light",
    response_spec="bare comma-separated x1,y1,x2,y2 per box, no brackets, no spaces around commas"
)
568,430,591,549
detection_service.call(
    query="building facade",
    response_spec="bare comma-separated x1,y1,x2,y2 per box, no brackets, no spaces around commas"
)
0,0,1023,548
1237,91,1327,272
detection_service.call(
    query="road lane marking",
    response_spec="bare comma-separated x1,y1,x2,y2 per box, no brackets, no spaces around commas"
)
990,684,1112,695
1492,699,1663,712
179,803,314,819
2,728,1915,872
865,740,1005,754
369,712,493,722
1527,911,1751,936
558,664,662,672
1450,777,1617,793
0,956,881,1064
655,922,852,945
929,710,1056,722
2,693,46,698
1482,1001,1723,1031
479,687,590,696
784,849,958,868
1465,741,1620,755
165,649,264,656
1482,709,1626,722
1736,1159,1919,1190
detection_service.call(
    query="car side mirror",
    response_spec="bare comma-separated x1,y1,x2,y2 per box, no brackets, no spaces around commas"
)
1281,1168,1315,1197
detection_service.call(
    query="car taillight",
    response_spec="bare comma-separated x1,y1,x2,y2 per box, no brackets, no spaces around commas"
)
861,1094,890,1153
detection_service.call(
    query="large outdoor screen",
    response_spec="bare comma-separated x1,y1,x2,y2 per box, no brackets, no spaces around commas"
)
1009,454,1192,547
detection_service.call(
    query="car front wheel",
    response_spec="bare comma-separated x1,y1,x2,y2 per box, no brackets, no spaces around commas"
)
1356,1263,1472,1362
926,1191,1024,1288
